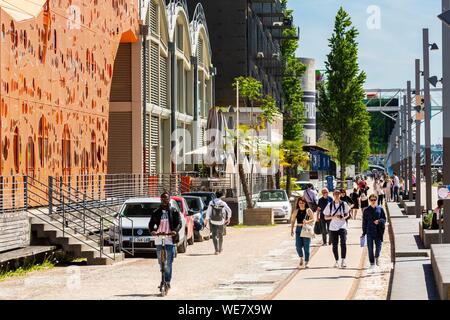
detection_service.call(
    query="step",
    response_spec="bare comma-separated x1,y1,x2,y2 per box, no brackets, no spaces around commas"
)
87,253,124,266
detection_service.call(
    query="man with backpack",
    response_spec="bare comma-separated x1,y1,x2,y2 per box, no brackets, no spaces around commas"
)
323,189,351,268
362,194,387,268
204,191,232,255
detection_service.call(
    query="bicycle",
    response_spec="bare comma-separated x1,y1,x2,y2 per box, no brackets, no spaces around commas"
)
154,232,173,297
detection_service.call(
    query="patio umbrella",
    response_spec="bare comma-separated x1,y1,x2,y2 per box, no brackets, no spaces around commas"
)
0,0,47,22
206,107,220,165
225,154,236,189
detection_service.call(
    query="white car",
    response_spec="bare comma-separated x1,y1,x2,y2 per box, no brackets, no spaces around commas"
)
109,197,188,254
254,190,292,223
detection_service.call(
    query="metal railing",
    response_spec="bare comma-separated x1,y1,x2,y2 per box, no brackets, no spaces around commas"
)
24,176,120,261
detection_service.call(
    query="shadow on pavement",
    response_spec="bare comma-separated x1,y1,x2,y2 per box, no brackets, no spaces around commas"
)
115,294,161,298
185,253,216,257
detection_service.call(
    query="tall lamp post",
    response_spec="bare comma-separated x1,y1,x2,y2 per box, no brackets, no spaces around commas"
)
407,81,414,201
438,0,450,242
422,28,439,211
415,59,423,218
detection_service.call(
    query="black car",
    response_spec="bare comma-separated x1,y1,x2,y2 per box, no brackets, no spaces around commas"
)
181,191,227,235
181,192,217,209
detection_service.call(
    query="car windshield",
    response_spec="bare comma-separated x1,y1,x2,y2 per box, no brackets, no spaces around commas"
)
184,193,213,205
259,191,287,202
121,203,160,217
175,200,183,212
185,198,201,211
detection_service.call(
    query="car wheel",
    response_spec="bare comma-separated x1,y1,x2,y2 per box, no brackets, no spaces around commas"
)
187,229,194,245
194,231,204,242
177,236,188,253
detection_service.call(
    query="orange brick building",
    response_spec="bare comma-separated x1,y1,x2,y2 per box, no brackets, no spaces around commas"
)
0,0,139,181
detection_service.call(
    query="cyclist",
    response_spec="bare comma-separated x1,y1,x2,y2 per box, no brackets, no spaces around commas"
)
149,192,182,292
204,191,232,255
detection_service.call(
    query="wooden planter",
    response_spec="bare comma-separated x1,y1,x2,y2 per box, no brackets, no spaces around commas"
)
243,208,274,226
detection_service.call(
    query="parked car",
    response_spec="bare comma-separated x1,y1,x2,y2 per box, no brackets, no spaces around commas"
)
171,196,195,246
254,189,292,223
181,191,227,235
182,195,211,241
109,197,188,254
181,192,217,208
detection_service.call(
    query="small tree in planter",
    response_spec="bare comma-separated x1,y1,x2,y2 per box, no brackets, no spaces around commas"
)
232,77,281,209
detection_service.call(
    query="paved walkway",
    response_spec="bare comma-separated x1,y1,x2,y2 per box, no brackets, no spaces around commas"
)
273,218,390,300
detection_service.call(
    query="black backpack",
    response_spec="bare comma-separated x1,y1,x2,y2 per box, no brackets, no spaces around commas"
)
210,203,225,222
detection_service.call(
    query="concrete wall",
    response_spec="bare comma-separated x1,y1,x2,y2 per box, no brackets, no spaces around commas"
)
0,212,30,253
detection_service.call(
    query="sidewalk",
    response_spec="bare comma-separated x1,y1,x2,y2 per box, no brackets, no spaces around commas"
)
273,219,365,300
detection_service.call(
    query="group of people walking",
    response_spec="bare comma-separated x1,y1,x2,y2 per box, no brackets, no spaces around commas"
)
291,179,387,270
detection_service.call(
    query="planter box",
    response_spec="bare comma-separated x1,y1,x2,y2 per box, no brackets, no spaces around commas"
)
424,229,442,249
243,208,274,226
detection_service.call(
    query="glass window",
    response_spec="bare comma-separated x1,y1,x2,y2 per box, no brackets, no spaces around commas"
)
258,190,287,202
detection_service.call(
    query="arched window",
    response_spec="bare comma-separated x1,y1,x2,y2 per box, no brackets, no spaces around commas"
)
38,116,48,167
13,127,19,173
26,137,35,178
91,131,96,170
62,125,71,177
80,149,89,191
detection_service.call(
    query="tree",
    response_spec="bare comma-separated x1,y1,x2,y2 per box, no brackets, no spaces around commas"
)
233,77,281,208
317,7,371,184
280,0,307,196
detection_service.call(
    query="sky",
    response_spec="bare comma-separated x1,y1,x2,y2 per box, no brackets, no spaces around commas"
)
292,0,444,145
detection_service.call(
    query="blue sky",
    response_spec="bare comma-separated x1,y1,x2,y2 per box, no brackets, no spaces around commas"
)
292,0,444,145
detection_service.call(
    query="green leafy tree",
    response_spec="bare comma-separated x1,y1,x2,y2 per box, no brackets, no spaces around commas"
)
233,77,281,208
280,0,307,196
317,7,371,183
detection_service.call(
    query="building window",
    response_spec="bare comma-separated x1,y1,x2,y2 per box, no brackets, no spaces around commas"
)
62,125,71,177
26,137,35,178
13,127,19,173
176,24,183,51
38,116,48,167
91,131,96,170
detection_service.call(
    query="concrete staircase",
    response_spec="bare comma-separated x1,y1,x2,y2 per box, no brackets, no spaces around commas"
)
30,214,124,265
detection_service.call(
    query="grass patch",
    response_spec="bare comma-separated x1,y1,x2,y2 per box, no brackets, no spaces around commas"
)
232,224,278,228
0,254,57,282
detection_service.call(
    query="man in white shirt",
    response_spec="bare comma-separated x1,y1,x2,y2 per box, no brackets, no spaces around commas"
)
393,172,400,202
204,191,232,254
323,189,351,268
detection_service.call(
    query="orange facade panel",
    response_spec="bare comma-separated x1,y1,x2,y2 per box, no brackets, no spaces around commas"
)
0,0,139,181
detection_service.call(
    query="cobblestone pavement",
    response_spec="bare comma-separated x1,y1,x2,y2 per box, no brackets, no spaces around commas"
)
351,206,392,300
0,215,392,300
0,224,308,300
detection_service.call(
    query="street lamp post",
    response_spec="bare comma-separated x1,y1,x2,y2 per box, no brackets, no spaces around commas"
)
423,28,433,211
402,96,407,191
439,0,450,242
415,59,422,218
407,81,414,201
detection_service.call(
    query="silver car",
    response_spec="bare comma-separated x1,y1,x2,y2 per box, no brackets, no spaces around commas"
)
109,197,188,254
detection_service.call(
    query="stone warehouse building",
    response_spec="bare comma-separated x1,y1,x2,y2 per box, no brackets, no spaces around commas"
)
0,0,214,181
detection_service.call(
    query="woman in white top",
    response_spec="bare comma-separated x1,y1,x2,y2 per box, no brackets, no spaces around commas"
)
377,180,385,206
384,178,392,202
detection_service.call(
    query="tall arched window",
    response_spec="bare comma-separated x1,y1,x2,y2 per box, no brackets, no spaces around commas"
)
91,131,96,170
26,137,35,178
62,125,71,177
38,116,49,167
13,127,19,173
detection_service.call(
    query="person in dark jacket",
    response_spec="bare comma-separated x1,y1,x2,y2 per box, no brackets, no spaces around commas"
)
317,188,333,245
362,194,386,268
350,188,360,220
149,192,182,290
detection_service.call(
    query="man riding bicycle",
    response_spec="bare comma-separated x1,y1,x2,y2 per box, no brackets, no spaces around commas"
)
149,192,182,292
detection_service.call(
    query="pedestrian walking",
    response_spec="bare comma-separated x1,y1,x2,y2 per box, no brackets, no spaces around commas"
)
317,188,333,245
362,194,387,268
377,180,385,206
393,172,400,202
384,178,392,202
340,189,354,225
359,187,369,214
350,188,360,219
324,190,351,268
290,196,316,268
204,191,232,255
304,183,318,212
